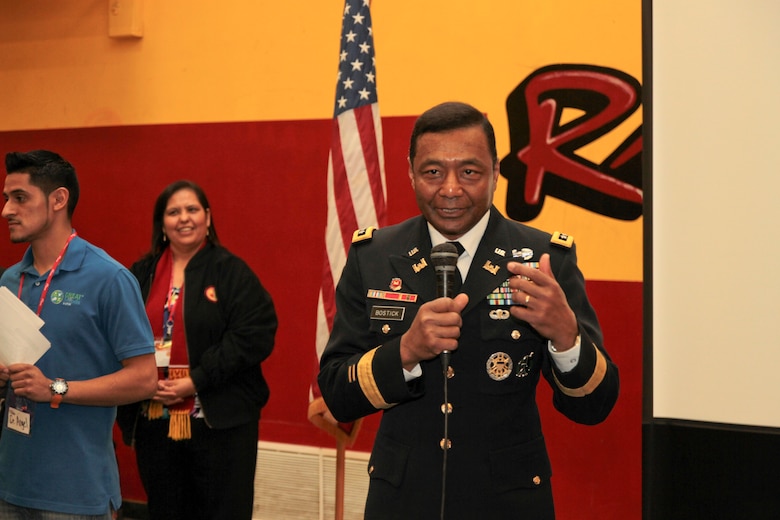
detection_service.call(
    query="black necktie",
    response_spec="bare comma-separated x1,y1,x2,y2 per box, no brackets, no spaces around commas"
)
447,241,465,293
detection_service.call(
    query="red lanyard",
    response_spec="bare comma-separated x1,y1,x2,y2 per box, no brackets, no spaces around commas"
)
17,231,78,316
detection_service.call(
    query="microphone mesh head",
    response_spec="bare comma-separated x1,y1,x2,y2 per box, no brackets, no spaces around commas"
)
430,242,459,267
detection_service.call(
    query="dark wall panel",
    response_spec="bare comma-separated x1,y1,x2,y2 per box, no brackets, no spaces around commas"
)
644,422,780,519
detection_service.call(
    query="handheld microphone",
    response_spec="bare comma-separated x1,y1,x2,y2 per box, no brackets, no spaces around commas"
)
431,242,459,298
430,243,460,369
431,242,460,519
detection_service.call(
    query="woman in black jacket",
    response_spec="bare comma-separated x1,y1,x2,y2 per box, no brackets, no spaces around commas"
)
118,180,277,520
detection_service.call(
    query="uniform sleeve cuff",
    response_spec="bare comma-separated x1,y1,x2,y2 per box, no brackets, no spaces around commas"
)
548,335,581,373
403,363,423,381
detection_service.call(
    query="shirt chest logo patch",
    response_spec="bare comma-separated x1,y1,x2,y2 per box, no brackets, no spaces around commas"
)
51,290,85,306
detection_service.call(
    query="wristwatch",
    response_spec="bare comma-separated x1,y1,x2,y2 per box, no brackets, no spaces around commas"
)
50,378,69,409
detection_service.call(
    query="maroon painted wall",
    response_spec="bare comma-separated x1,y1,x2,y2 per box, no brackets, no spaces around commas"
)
0,119,641,519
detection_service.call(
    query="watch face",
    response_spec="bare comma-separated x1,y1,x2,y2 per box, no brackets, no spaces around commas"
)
51,379,68,395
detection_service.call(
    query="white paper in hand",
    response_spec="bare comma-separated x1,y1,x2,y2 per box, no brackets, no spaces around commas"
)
0,286,51,365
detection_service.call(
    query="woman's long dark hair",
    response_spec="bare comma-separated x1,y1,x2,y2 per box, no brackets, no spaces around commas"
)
145,180,220,259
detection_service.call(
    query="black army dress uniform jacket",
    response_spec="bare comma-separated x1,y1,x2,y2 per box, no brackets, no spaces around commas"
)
318,206,619,519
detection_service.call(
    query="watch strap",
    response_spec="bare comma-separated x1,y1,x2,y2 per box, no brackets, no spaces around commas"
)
50,393,63,409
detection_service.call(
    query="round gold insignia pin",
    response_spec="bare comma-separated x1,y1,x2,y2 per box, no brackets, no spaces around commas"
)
486,352,513,381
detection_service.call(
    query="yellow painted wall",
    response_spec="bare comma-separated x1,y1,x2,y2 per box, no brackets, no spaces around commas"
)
0,0,642,281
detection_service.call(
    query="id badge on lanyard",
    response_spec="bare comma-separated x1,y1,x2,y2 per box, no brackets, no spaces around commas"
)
6,390,32,436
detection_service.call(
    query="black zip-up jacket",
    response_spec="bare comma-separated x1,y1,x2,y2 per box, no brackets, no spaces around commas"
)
117,242,277,445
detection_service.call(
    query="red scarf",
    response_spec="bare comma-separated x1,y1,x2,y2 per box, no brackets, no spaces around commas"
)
145,247,194,440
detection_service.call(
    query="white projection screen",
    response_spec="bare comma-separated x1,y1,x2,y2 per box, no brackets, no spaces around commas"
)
652,0,780,428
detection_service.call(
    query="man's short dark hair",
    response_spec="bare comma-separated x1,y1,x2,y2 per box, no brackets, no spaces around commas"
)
5,150,80,218
408,101,498,166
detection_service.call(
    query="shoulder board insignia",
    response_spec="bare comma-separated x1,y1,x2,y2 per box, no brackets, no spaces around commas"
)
550,231,574,249
352,227,377,244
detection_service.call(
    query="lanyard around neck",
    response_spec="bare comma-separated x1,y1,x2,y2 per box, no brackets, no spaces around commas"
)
18,231,77,316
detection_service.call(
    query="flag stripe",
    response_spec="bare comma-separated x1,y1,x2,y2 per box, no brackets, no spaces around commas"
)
354,104,387,224
320,248,338,331
330,119,359,252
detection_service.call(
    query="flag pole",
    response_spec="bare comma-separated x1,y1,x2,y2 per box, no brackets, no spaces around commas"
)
336,437,346,520
306,400,363,518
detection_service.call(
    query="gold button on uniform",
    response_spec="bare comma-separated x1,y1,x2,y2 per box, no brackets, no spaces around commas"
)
440,403,453,414
440,439,451,450
381,324,390,334
533,476,541,485
511,330,521,340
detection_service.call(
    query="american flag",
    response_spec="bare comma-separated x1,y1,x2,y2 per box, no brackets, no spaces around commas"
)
308,0,386,441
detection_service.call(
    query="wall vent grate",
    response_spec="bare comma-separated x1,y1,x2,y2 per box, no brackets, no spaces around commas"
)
253,441,370,520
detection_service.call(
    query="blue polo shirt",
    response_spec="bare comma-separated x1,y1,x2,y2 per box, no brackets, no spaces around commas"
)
0,235,154,515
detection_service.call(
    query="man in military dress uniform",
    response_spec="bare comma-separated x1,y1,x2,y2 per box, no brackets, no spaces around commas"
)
318,102,619,519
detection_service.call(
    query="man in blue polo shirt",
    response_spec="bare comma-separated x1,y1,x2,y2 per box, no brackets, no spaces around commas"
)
0,150,157,519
